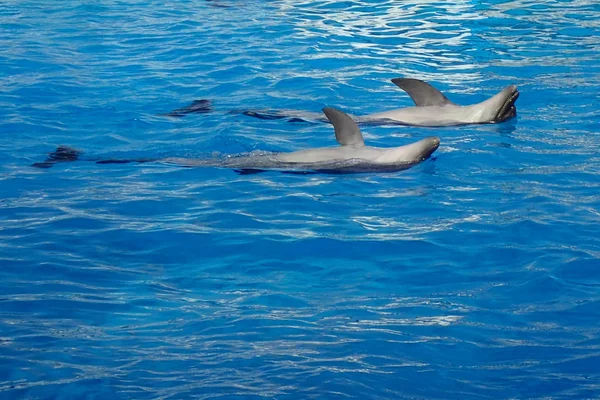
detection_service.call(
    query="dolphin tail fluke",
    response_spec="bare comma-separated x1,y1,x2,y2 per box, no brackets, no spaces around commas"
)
32,146,82,168
32,146,160,168
162,99,213,117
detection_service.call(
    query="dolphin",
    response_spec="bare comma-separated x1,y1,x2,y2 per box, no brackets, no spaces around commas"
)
361,78,519,126
33,107,440,174
170,78,519,127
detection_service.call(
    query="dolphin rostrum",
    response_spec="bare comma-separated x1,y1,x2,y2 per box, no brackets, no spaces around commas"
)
33,107,440,174
171,78,519,127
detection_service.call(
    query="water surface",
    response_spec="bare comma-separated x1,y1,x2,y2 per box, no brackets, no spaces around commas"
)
1,1,600,399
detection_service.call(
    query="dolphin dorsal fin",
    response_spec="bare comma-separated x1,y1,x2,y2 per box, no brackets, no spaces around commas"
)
322,107,365,147
391,78,455,107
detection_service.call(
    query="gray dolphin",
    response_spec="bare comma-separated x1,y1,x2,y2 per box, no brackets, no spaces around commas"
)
175,78,519,127
33,107,440,174
362,78,519,126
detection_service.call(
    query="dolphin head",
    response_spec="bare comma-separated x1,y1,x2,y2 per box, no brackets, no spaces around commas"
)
375,136,440,165
406,136,440,162
481,85,520,123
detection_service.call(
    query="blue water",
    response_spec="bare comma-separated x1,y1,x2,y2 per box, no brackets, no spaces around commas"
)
1,1,600,398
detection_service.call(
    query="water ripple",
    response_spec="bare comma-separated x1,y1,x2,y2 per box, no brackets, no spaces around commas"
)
1,0,600,399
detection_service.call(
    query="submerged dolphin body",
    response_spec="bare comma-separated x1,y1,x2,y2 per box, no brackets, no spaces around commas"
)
33,108,440,174
174,78,519,127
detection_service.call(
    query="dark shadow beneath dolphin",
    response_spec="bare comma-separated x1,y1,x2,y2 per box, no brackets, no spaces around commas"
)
240,110,314,124
160,101,319,125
